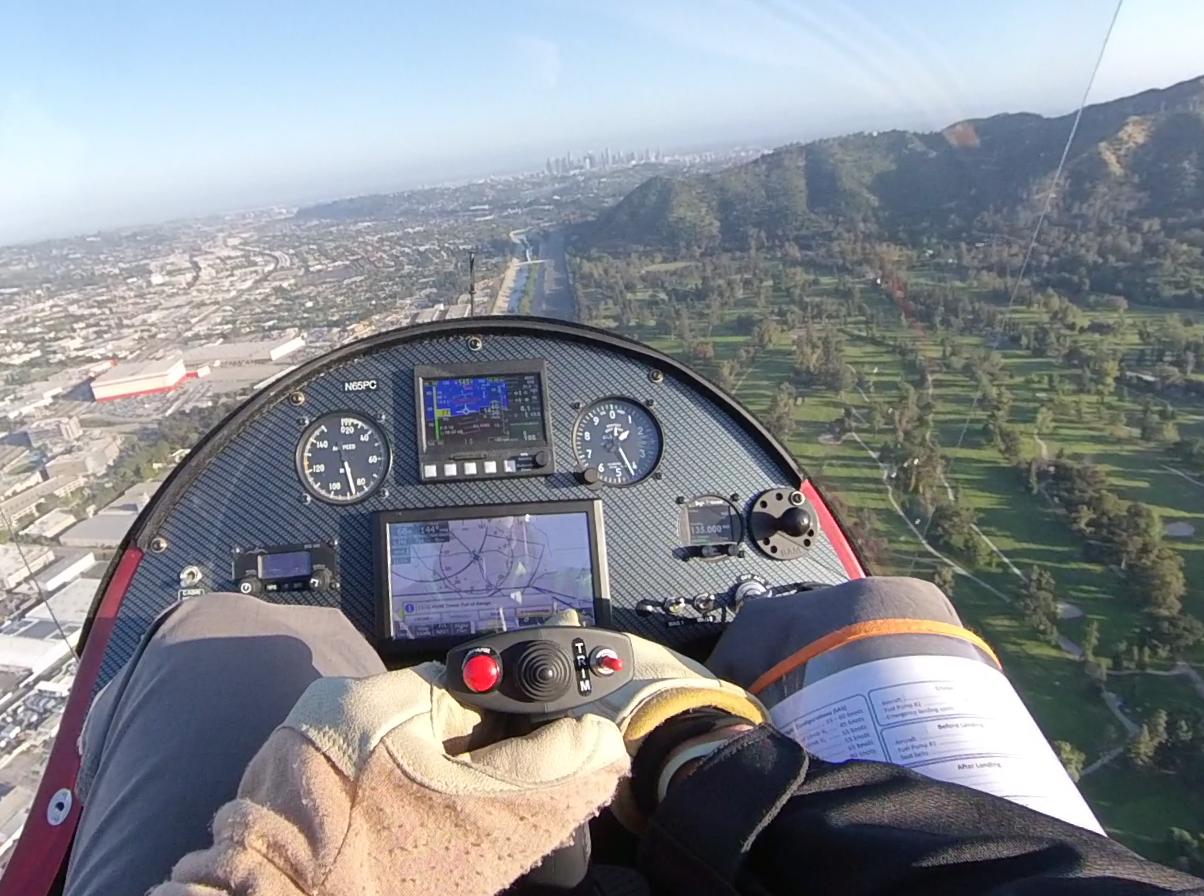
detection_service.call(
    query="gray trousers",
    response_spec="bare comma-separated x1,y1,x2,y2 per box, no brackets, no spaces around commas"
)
63,578,960,896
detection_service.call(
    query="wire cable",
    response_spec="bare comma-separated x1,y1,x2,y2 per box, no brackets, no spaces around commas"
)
906,0,1126,577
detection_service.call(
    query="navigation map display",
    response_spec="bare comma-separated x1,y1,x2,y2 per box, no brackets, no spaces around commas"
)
376,502,606,642
422,373,546,450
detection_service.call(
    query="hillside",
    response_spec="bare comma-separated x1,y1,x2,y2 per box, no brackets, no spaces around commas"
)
588,76,1204,306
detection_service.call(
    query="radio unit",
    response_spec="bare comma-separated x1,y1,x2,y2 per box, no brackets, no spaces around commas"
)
233,543,338,595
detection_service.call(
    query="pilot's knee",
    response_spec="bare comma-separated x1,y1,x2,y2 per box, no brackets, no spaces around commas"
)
152,591,344,644
822,576,962,627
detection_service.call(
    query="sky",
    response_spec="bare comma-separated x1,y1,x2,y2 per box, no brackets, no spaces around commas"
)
2,0,1203,245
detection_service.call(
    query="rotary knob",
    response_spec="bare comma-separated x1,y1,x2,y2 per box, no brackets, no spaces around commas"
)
732,576,771,606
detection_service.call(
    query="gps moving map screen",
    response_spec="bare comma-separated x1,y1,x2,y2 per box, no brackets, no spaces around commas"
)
422,373,546,450
379,504,602,640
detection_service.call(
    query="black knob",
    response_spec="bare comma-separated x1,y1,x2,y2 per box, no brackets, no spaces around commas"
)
778,506,811,538
513,642,572,702
308,569,333,590
575,467,600,486
533,450,550,468
238,575,263,596
635,599,659,616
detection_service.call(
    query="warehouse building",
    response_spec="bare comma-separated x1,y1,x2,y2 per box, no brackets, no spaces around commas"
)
182,336,305,366
0,630,73,684
58,510,137,549
33,553,96,593
0,545,54,590
0,446,29,474
27,576,100,629
19,509,76,540
90,356,187,401
0,475,87,525
43,437,120,478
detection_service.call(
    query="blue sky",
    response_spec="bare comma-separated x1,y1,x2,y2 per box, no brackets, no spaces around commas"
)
2,0,1203,244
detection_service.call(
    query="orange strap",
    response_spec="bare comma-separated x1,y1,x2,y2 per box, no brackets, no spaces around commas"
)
747,618,1001,696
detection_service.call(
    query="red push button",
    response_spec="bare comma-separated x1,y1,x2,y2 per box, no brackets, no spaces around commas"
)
462,652,501,693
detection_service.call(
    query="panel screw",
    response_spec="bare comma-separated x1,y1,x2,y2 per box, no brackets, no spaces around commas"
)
648,369,664,384
570,401,583,410
47,788,73,826
298,416,310,427
644,398,657,407
300,494,312,505
789,491,805,507
288,391,306,406
730,494,740,502
380,487,390,499
467,336,484,352
150,536,168,553
653,471,663,480
675,495,686,504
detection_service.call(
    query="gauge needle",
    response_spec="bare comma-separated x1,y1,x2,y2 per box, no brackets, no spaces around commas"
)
617,446,636,474
618,428,630,441
343,460,357,495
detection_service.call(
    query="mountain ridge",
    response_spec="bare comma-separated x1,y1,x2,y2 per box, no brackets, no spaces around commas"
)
587,76,1204,305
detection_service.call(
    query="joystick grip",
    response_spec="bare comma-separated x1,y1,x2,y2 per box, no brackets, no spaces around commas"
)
514,642,573,702
446,627,634,717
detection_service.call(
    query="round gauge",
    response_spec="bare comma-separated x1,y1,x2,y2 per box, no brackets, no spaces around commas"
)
572,398,663,487
296,413,390,504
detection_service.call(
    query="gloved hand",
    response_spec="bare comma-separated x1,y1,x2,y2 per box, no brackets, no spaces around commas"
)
546,610,768,831
151,662,629,896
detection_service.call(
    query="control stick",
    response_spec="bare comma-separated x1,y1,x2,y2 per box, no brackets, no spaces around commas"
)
446,627,635,894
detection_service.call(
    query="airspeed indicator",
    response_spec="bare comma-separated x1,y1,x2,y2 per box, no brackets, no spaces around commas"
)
571,398,662,487
297,413,389,504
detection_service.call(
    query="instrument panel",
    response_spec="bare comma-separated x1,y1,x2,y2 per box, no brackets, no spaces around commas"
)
95,319,863,694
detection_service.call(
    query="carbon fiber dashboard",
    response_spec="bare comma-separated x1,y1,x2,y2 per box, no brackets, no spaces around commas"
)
95,318,861,693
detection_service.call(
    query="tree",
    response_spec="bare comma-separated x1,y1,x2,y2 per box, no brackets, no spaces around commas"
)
1081,619,1100,662
932,564,956,596
1148,708,1169,750
1168,828,1204,875
1132,547,1186,616
1035,404,1055,435
1128,724,1158,768
1053,740,1086,782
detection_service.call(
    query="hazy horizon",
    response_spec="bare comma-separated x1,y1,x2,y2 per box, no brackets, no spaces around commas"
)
5,0,1204,247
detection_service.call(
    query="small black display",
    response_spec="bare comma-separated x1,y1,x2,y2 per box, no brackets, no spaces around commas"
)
374,501,609,644
682,496,744,546
423,373,546,450
259,550,312,580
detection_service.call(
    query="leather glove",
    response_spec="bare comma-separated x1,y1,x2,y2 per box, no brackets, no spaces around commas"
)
152,662,629,896
546,610,768,831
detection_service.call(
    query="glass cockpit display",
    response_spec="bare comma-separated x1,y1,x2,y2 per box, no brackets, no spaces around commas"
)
422,373,545,449
374,501,608,642
414,361,555,480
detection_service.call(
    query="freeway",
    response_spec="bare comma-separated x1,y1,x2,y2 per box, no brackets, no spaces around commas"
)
529,229,574,321
488,228,575,321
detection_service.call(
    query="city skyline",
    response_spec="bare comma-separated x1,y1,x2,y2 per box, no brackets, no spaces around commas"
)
4,0,1204,244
